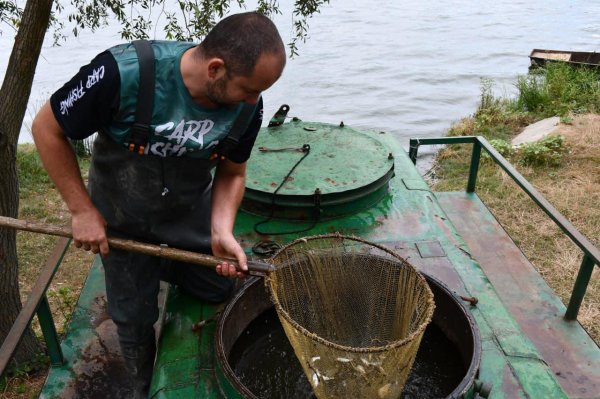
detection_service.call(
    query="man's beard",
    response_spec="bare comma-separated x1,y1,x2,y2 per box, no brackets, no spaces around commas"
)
205,77,234,108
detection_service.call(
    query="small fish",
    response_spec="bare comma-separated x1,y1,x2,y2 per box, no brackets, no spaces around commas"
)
360,358,380,366
360,358,387,375
307,358,323,386
378,383,391,398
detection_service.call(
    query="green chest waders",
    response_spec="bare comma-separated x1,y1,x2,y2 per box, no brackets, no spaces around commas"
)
89,132,225,398
87,39,256,397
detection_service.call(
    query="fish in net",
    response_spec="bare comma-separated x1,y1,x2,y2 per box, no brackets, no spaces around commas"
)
264,234,435,399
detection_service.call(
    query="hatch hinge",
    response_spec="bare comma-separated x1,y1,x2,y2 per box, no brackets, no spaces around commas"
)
268,104,290,127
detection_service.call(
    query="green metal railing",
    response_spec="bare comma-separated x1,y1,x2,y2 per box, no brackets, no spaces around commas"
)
409,136,600,321
0,237,70,378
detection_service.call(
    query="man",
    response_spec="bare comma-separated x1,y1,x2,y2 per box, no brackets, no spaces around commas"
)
32,12,286,397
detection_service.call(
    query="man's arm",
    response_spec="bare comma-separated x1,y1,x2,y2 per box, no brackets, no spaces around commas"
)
211,158,248,278
31,102,109,255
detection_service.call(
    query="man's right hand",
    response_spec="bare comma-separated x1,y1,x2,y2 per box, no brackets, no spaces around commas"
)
71,208,109,256
32,102,110,257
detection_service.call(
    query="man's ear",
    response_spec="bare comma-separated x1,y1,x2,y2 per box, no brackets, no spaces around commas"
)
207,58,226,80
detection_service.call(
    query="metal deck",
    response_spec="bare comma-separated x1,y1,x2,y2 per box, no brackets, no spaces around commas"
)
436,192,600,398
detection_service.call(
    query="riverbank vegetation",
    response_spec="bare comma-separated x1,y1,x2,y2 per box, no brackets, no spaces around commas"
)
430,62,600,343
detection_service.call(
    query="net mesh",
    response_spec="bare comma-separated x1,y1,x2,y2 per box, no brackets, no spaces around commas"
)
265,234,435,399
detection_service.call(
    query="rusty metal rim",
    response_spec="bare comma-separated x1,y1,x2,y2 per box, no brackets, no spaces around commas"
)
422,272,482,399
215,277,265,399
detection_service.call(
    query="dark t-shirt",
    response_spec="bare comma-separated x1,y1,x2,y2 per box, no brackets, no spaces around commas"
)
49,50,261,163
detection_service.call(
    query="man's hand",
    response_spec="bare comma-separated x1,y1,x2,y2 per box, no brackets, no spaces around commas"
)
72,208,109,256
210,158,248,279
32,102,109,256
212,231,247,279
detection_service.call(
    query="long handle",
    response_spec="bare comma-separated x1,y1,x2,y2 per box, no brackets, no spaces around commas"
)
0,216,273,275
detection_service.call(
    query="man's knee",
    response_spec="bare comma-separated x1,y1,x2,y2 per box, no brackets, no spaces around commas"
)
170,261,235,303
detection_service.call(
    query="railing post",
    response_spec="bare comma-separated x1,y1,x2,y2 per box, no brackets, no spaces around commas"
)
565,254,596,321
0,237,70,377
467,139,482,193
409,139,419,165
36,296,64,366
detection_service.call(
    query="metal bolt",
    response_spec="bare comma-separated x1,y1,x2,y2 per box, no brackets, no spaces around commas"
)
460,295,478,306
191,319,208,331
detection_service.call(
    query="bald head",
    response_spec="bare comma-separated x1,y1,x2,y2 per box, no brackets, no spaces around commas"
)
198,12,286,78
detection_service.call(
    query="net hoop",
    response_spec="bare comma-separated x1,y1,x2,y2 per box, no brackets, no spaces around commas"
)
265,233,435,354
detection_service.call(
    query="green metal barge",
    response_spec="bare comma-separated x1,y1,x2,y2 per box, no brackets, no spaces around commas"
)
2,110,599,398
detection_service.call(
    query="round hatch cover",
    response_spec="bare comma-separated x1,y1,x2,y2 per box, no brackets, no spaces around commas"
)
243,120,394,217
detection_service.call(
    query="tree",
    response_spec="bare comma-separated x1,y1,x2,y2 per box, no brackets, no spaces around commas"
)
0,0,55,369
0,0,328,372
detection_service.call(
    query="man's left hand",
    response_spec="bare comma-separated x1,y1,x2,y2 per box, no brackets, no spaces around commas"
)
212,232,247,279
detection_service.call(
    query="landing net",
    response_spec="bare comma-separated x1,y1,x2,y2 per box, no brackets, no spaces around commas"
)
265,234,435,398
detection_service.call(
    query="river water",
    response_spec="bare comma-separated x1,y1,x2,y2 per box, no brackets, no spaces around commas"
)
1,0,599,164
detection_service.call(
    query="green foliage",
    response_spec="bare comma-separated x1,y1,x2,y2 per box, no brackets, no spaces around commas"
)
560,116,573,125
47,287,77,333
17,145,58,220
515,62,600,117
0,351,48,390
515,73,547,113
452,74,586,169
0,0,21,32
69,136,94,158
518,135,566,166
17,145,51,195
478,77,496,112
480,135,566,167
1,0,329,55
11,352,47,376
288,0,329,56
488,139,514,158
475,77,503,128
473,78,532,135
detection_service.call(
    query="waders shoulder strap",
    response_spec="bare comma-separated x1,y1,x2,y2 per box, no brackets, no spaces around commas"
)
211,99,259,160
129,39,255,158
129,39,155,154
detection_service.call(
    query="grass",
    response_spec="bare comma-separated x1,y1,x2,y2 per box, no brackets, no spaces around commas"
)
431,62,600,343
515,63,600,117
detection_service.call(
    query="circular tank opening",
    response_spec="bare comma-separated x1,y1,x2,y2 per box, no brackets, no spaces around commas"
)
216,274,480,399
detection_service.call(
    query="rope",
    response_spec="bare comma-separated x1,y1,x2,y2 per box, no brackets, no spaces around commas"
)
253,144,322,236
252,240,282,256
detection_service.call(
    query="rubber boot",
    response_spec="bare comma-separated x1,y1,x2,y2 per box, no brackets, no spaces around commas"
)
122,340,156,399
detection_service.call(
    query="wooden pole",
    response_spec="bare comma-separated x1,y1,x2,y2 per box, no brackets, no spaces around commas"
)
0,216,272,274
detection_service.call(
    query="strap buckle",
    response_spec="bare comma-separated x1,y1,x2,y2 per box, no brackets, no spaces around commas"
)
127,122,149,154
127,143,146,155
211,136,240,161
